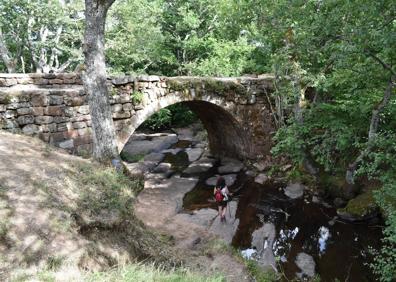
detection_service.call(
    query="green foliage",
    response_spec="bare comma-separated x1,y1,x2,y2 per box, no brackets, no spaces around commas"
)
357,133,396,281
244,260,277,282
131,91,144,105
0,0,83,73
142,104,197,130
168,103,196,127
142,108,172,130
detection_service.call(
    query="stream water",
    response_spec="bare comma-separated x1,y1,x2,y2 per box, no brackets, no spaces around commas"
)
160,140,383,282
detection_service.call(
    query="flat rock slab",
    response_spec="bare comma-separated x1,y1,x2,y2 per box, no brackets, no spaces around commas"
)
186,148,204,162
144,152,165,163
183,158,215,174
218,158,244,174
255,173,269,184
173,127,194,141
284,183,305,199
176,208,218,228
123,134,178,156
124,161,157,176
208,201,239,244
295,252,316,278
161,148,182,155
206,174,237,187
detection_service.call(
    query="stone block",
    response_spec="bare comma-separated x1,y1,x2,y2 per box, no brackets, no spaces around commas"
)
112,103,123,112
123,103,133,111
77,105,90,115
22,124,39,135
43,73,57,79
137,75,160,82
31,94,48,106
53,116,69,123
69,96,85,106
0,105,6,112
119,95,131,103
48,79,63,84
44,106,64,116
17,108,33,115
49,95,63,105
57,122,72,132
112,111,131,119
17,77,34,84
4,110,16,118
17,115,35,125
0,78,17,86
33,78,49,85
70,115,90,122
32,107,44,116
36,116,54,124
1,119,18,129
6,102,19,110
39,123,57,133
59,139,74,149
73,121,86,129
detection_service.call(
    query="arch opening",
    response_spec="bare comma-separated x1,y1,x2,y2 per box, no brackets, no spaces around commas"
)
119,100,249,160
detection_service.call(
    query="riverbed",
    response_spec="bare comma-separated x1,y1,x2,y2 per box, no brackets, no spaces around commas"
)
124,129,383,281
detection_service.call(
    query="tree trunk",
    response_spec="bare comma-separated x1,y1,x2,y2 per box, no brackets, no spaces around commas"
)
0,29,16,73
345,75,395,184
83,0,118,163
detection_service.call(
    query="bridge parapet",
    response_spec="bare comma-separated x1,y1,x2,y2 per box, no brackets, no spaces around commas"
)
0,73,275,160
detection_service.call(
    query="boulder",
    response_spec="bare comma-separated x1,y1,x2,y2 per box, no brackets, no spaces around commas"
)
205,174,237,187
153,163,172,174
173,127,194,141
295,252,316,278
255,173,269,184
123,134,178,156
284,183,305,199
336,191,378,222
251,223,277,271
183,158,215,174
185,148,203,162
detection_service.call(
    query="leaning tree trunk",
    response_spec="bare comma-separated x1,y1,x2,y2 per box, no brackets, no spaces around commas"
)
83,0,118,162
345,74,395,184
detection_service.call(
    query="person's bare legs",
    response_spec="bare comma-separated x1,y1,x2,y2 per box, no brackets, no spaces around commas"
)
221,205,227,221
218,206,222,219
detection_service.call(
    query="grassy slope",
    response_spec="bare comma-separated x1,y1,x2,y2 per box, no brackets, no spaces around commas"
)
0,131,221,281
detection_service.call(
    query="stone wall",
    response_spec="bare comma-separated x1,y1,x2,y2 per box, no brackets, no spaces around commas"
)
0,73,275,160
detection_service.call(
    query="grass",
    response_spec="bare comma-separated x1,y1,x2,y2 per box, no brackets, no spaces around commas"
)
68,162,143,216
85,263,224,282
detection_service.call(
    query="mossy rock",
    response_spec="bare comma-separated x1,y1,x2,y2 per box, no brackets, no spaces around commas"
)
337,190,379,221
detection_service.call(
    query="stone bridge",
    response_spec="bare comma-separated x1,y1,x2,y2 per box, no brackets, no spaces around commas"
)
0,73,275,160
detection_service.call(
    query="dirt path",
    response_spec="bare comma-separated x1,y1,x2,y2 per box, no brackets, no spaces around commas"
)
133,171,251,282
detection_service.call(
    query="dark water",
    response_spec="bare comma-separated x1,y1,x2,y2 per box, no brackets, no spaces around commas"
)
161,141,383,281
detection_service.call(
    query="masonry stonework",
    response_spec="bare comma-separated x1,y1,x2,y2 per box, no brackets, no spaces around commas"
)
0,73,275,160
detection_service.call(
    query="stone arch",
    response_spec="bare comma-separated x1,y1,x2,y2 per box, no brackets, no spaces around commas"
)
117,94,250,160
